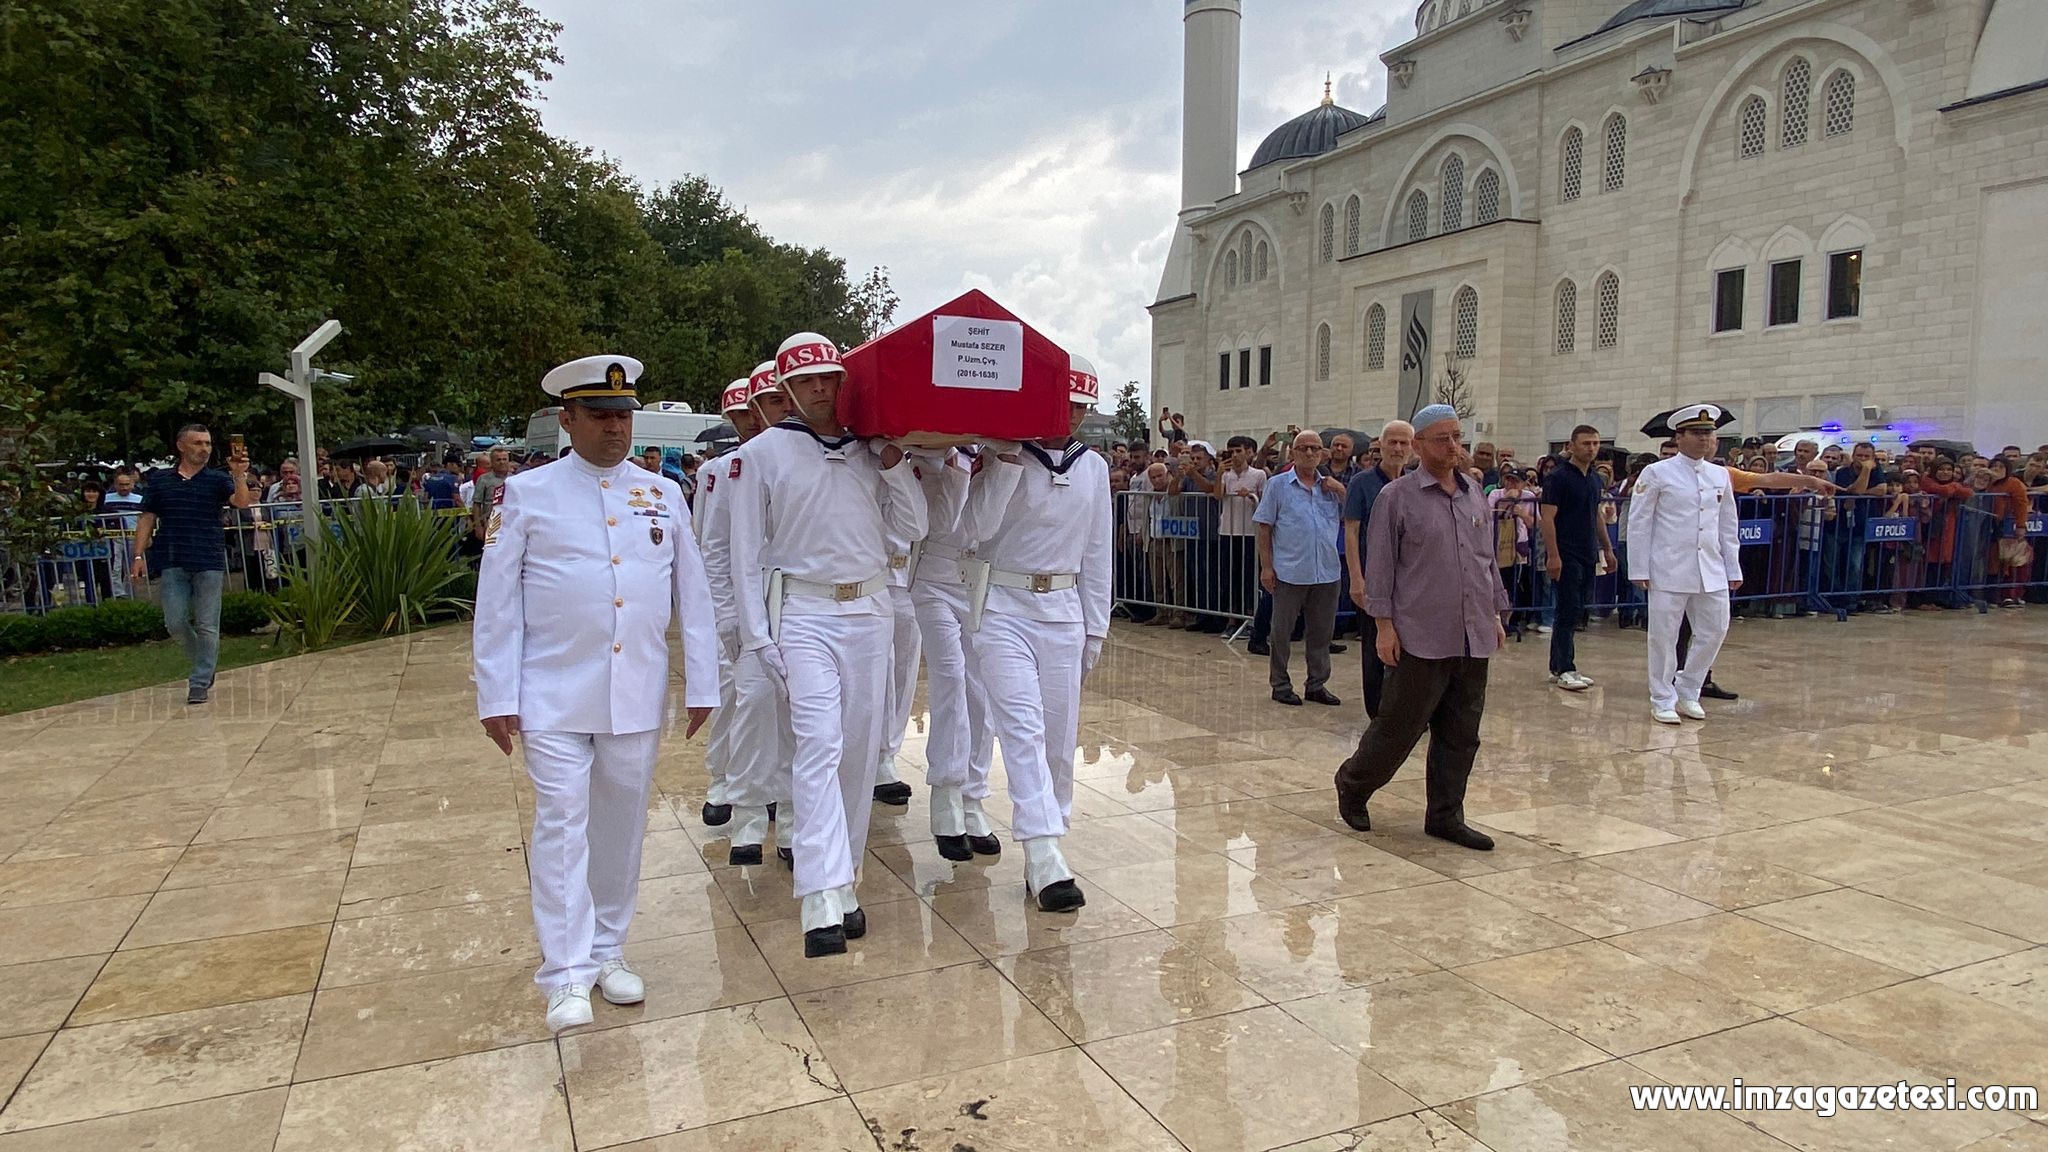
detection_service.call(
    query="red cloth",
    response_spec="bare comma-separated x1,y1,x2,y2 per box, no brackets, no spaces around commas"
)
839,289,1071,442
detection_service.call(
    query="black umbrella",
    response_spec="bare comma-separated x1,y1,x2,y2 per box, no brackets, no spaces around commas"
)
329,435,412,459
406,424,459,445
1640,406,1736,439
694,423,736,443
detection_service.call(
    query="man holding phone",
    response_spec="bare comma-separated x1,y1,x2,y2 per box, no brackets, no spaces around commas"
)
131,424,256,704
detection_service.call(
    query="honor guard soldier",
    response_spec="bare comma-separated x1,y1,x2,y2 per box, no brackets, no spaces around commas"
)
1627,403,1741,725
695,378,755,830
960,354,1113,910
873,463,926,806
907,445,999,860
725,332,928,956
474,355,719,1032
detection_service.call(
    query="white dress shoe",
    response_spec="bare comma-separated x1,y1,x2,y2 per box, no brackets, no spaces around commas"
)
1676,700,1707,721
595,958,644,1005
1651,707,1682,725
546,984,593,1032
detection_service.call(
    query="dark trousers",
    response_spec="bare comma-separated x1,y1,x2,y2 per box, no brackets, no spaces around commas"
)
1549,556,1594,675
1335,654,1488,829
1359,615,1386,719
1269,580,1337,692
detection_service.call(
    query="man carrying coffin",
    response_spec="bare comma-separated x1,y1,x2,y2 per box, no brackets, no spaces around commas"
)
694,379,754,831
475,355,718,1032
907,443,999,861
960,355,1113,911
724,332,928,956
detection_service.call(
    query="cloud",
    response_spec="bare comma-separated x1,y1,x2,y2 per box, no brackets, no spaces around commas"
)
531,0,1414,407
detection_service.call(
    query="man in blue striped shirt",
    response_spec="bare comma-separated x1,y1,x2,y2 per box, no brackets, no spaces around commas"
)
1254,429,1349,707
131,424,256,704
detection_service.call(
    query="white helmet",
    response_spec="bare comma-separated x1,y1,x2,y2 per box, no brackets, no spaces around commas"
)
775,332,843,386
1067,354,1100,406
747,360,781,402
720,378,751,415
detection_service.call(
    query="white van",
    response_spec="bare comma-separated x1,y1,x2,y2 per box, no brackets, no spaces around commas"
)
1772,426,1914,466
523,401,727,461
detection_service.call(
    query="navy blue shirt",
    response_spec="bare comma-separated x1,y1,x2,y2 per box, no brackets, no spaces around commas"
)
1832,463,1879,533
1540,456,1605,564
140,466,237,571
1342,464,1400,564
422,471,460,510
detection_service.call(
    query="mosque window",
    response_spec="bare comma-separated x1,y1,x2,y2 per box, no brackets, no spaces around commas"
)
1344,195,1362,256
1738,96,1767,159
1473,168,1500,224
1255,241,1270,281
1602,114,1627,192
1406,190,1429,242
1319,203,1335,263
1365,304,1387,370
1782,59,1811,148
1240,230,1253,276
1452,286,1479,359
1224,251,1238,289
1561,127,1584,202
1441,155,1465,232
1314,323,1332,381
1824,70,1855,137
1595,271,1621,349
1555,280,1578,355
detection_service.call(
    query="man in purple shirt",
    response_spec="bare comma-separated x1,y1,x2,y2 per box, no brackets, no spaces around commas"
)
1333,404,1507,851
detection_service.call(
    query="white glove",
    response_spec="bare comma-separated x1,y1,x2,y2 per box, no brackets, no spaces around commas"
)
759,644,790,697
982,438,1021,456
718,628,740,665
1082,635,1104,679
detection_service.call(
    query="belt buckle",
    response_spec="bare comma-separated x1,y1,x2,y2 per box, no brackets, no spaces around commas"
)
1030,573,1053,593
833,581,862,601
889,554,909,570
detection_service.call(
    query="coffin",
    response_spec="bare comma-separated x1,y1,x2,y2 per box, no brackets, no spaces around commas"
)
838,289,1072,446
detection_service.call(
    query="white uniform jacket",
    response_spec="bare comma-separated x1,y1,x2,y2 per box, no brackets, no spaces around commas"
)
962,442,1112,637
723,422,928,653
1625,454,1742,593
906,449,974,565
474,453,720,733
694,447,741,652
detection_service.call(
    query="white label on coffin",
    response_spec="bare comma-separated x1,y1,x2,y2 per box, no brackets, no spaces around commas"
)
932,315,1024,392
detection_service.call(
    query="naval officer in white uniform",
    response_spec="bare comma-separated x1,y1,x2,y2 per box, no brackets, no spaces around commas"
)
475,355,719,1032
1626,403,1741,725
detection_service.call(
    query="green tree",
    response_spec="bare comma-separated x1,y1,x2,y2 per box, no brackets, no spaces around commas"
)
1113,380,1148,445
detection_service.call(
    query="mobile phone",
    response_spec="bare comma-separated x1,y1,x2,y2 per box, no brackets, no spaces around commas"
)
230,433,245,455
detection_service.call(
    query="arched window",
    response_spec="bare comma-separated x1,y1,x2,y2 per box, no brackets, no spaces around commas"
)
1738,96,1768,159
1824,70,1856,137
1344,195,1362,256
1555,280,1578,355
1255,241,1270,281
1782,58,1812,148
1561,127,1584,202
1314,323,1332,381
1318,203,1335,263
1441,155,1466,232
1224,250,1238,289
1602,114,1627,192
1595,271,1621,349
1473,168,1501,224
1406,190,1430,242
1365,304,1387,370
1452,286,1479,359
1240,230,1253,274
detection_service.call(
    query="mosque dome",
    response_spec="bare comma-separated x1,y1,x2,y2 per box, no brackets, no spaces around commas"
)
1247,83,1375,171
1595,0,1748,35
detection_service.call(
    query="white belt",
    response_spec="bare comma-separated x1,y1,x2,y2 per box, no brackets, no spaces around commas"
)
913,543,972,587
987,568,1077,593
887,553,911,570
782,574,888,603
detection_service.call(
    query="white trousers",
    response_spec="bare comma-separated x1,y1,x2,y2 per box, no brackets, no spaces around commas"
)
968,613,1085,842
878,588,921,777
725,649,793,812
1646,588,1730,710
703,654,736,806
778,610,891,899
911,580,993,799
521,728,661,991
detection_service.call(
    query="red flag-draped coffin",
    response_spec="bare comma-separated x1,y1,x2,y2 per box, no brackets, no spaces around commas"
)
838,289,1072,444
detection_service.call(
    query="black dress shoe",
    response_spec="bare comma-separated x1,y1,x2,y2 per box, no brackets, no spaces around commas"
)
967,833,1002,857
1272,688,1304,706
804,925,847,957
935,834,973,862
767,802,778,822
1337,790,1372,832
777,846,793,868
1246,640,1270,656
701,803,732,827
841,907,866,940
727,844,762,866
1305,687,1342,706
1031,879,1087,913
1425,823,1495,851
874,781,913,806
1699,681,1739,701
1327,642,1347,654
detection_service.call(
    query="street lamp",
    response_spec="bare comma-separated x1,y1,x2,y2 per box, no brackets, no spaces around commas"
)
260,319,342,563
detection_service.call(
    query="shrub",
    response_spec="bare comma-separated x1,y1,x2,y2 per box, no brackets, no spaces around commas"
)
0,599,166,654
329,498,474,634
219,590,275,635
267,547,361,652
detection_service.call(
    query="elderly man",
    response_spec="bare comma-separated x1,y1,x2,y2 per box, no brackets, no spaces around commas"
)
1343,419,1413,719
1254,429,1348,707
1333,405,1505,851
1323,431,1358,485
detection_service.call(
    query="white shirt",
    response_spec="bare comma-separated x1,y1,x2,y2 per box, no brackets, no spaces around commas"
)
693,447,739,647
883,448,969,588
723,422,929,652
473,453,719,734
1218,466,1267,536
1626,454,1741,593
962,442,1113,637
459,479,476,508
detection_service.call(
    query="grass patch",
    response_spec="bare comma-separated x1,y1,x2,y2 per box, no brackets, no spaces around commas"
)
0,634,289,715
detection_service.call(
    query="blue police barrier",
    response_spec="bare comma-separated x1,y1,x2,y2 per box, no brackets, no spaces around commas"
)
2029,513,2046,538
1864,518,1917,544
1738,520,1773,546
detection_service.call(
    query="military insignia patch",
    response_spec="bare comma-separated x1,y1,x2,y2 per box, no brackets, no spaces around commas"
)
651,486,663,498
649,524,664,546
728,458,742,479
630,488,645,497
483,509,503,547
706,476,716,493
628,498,652,508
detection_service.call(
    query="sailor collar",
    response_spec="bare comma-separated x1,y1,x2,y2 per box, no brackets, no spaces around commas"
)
775,419,860,457
1023,440,1089,482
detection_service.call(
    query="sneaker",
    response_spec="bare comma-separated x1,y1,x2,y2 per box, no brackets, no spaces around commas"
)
1676,700,1708,721
1551,671,1590,693
595,958,644,1005
1651,707,1681,725
186,684,209,705
1533,625,1553,634
546,984,593,1032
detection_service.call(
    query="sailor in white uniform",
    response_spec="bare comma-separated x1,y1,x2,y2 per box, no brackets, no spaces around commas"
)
474,355,719,1032
873,477,923,808
907,445,999,861
724,332,928,956
1626,403,1742,725
960,355,1113,911
695,379,755,830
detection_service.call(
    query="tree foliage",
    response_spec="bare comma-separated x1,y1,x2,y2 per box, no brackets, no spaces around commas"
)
1112,380,1149,446
0,0,892,461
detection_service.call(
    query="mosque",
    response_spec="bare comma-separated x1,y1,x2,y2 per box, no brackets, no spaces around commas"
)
1147,0,2048,452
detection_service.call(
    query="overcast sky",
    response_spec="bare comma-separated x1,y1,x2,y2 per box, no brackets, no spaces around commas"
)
530,0,1415,407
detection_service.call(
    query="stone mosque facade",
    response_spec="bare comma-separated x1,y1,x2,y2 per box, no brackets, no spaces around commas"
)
1147,0,2048,452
